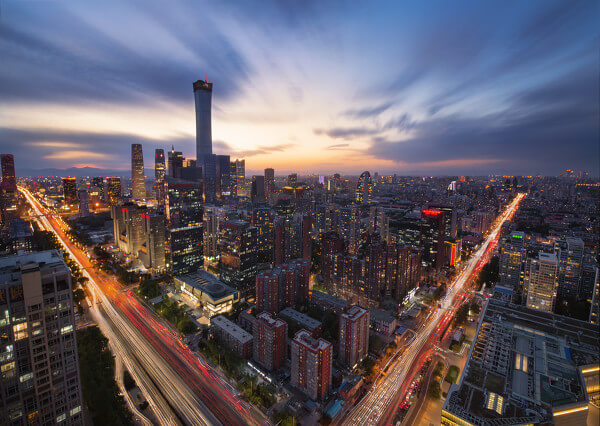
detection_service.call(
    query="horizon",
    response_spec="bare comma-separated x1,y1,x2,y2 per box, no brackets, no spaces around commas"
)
1,0,598,176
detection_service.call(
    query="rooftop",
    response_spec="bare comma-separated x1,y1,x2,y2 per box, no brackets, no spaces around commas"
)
443,297,599,425
280,308,322,330
211,315,253,343
0,250,63,272
293,330,331,352
175,270,238,301
342,305,368,320
256,311,286,328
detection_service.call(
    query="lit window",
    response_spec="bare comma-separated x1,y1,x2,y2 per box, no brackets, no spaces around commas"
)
13,323,28,341
70,406,81,416
57,413,66,422
20,372,34,382
60,325,73,335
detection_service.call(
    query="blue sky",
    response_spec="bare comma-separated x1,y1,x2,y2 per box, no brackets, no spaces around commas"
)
0,0,598,175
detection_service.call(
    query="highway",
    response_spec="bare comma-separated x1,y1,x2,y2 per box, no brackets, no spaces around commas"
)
19,186,269,426
344,193,525,425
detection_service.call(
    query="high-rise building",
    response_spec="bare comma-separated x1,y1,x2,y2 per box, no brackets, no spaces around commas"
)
139,211,166,272
252,207,274,263
111,203,144,254
202,209,219,261
556,237,584,298
218,219,258,298
288,173,297,186
355,171,373,204
131,144,146,199
167,179,204,275
252,312,287,371
1,153,17,192
106,176,122,206
338,306,369,367
230,159,245,197
194,79,213,160
590,277,600,324
273,215,311,265
338,206,360,254
0,251,84,425
524,252,558,312
77,189,89,216
251,175,266,204
215,154,231,201
155,148,166,207
91,176,104,200
321,232,345,290
498,232,527,296
291,330,332,400
420,208,446,270
256,259,310,313
264,168,275,201
62,177,77,205
168,146,184,178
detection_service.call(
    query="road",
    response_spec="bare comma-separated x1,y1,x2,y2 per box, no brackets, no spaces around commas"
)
344,193,525,425
20,186,269,426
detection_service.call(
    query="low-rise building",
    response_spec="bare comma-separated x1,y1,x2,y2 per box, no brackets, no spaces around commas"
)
369,308,397,337
210,315,253,358
442,295,599,426
176,270,239,317
279,307,322,336
310,290,349,314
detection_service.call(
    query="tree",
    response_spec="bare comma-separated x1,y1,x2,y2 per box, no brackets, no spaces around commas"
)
470,302,480,315
428,381,441,399
454,304,470,326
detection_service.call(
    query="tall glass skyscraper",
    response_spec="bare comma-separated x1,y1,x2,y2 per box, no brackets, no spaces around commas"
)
155,148,166,206
131,143,145,200
193,80,213,159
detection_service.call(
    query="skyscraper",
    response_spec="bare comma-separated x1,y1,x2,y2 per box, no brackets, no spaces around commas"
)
194,79,213,160
155,148,166,206
106,176,122,206
230,159,245,197
216,154,231,201
355,171,373,204
78,189,89,216
251,175,266,204
264,168,275,201
168,146,184,178
524,252,558,312
131,143,146,200
91,176,104,200
218,219,258,298
291,330,332,400
339,306,370,367
0,251,84,424
1,153,17,192
62,177,77,205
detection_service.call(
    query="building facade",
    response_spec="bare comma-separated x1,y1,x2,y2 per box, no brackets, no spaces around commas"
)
290,330,332,400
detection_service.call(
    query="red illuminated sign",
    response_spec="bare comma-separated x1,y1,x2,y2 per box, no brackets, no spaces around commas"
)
422,209,442,216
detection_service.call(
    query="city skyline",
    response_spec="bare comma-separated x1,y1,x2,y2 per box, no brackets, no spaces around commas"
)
0,0,598,176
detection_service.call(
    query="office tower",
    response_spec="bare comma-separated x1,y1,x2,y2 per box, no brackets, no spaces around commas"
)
442,296,599,426
139,211,166,272
203,209,219,261
556,237,584,298
355,171,373,204
524,252,558,312
0,251,84,425
194,79,213,160
427,204,457,239
339,306,369,367
106,176,122,206
230,159,245,197
264,168,275,201
91,176,104,200
291,330,332,400
218,219,258,298
369,206,389,242
1,153,17,192
62,177,78,205
331,173,342,192
580,257,599,302
273,215,311,265
288,173,297,186
167,179,204,275
499,232,527,295
215,154,231,201
252,312,287,371
252,207,274,263
155,148,166,207
251,175,266,204
420,208,446,270
168,146,184,178
131,143,146,200
111,203,145,254
8,218,34,253
77,189,89,216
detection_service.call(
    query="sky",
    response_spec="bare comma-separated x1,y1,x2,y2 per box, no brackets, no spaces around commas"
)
0,0,598,176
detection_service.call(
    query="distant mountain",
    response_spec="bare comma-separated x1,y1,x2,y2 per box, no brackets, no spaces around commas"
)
17,166,154,178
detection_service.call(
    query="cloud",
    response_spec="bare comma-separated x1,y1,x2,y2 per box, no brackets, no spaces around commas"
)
343,102,393,118
314,127,380,140
326,143,350,150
